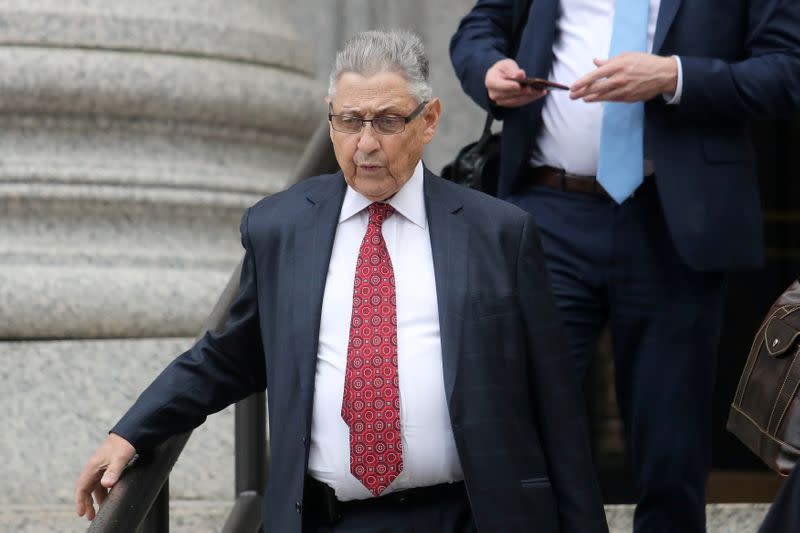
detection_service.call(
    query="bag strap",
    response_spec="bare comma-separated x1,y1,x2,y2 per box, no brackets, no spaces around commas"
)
478,112,495,142
482,0,534,129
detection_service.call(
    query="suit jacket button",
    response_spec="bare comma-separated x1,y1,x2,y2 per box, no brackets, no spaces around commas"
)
302,436,307,445
295,501,302,513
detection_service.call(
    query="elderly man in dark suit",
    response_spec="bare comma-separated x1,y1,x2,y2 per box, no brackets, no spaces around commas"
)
75,30,608,532
450,1,800,531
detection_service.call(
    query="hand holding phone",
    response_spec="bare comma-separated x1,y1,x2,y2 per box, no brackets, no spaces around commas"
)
513,77,570,91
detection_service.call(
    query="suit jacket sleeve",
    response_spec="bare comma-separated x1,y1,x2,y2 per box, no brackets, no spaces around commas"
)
112,207,266,451
516,213,608,533
450,0,517,117
677,0,800,117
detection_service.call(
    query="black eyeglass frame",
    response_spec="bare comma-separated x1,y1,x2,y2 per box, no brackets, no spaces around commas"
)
328,100,429,135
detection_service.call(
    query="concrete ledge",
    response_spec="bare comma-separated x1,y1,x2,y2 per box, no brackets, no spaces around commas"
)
0,48,320,136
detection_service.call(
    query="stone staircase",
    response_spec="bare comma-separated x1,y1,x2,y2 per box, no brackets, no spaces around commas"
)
0,503,770,532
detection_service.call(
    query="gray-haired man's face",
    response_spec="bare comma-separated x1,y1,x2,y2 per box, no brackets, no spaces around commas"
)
328,71,441,202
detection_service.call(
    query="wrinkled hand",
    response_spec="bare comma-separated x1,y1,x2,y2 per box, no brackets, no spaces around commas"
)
75,433,136,521
485,58,547,107
570,52,678,103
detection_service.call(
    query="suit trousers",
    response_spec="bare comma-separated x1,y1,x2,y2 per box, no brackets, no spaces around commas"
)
508,178,727,532
759,465,800,533
301,484,476,533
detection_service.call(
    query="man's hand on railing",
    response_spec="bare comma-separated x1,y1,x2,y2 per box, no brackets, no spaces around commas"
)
75,432,137,521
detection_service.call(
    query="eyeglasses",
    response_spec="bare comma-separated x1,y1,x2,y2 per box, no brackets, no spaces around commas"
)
328,101,428,135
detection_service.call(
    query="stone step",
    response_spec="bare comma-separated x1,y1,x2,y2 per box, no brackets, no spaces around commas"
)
0,502,771,532
0,502,233,533
605,503,770,532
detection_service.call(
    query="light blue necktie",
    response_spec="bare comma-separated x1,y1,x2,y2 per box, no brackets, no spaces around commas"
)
596,0,650,204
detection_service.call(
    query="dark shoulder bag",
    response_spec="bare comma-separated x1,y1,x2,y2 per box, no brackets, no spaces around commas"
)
728,279,800,475
441,113,501,194
441,0,532,196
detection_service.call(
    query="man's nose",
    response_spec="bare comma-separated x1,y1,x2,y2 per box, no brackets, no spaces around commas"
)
357,123,380,152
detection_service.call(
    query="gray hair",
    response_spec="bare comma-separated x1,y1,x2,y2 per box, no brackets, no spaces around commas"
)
328,30,433,102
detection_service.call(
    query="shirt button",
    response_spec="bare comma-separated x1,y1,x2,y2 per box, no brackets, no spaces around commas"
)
295,501,302,514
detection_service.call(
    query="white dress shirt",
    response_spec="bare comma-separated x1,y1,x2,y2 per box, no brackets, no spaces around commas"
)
307,161,463,501
530,0,681,175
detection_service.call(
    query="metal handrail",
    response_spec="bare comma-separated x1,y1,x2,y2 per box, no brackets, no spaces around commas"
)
87,433,190,533
220,491,262,533
87,119,337,533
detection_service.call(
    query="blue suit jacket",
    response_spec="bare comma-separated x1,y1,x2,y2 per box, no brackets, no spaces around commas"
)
113,169,609,532
451,0,800,271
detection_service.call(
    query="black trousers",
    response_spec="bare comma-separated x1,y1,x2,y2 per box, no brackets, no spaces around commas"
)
302,483,476,533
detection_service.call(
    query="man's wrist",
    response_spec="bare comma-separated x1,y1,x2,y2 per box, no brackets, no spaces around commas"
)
662,55,683,105
662,55,678,94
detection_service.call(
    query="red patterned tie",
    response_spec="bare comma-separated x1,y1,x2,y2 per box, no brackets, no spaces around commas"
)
341,202,403,496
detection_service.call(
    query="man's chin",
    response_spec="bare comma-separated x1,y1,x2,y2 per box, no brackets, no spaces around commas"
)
360,185,395,202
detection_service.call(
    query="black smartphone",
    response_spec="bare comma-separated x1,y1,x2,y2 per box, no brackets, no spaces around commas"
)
514,77,570,91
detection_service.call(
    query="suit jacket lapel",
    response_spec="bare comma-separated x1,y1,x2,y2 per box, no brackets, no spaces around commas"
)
652,0,683,55
424,170,469,404
293,175,346,405
516,0,560,78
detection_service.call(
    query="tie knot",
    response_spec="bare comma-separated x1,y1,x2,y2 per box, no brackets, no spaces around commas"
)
368,202,394,227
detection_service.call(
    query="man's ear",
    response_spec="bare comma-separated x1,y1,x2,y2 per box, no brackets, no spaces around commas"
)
422,98,442,144
324,95,334,140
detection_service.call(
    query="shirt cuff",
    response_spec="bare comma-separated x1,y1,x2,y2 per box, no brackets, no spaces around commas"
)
662,55,683,105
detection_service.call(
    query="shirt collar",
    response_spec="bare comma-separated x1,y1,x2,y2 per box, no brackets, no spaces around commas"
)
338,160,427,229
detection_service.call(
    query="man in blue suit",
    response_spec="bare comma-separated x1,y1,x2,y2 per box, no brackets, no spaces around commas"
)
75,30,608,532
451,0,800,531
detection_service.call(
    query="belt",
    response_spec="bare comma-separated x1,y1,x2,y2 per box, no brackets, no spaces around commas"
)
528,165,653,199
303,476,467,526
528,165,610,198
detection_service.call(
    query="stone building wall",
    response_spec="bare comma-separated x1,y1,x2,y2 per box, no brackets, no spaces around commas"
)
0,1,321,530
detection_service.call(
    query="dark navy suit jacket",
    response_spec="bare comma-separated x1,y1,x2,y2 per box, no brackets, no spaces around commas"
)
451,0,800,271
113,169,609,532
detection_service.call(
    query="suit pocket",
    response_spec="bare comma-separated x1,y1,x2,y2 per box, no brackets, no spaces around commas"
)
518,479,559,530
520,476,551,488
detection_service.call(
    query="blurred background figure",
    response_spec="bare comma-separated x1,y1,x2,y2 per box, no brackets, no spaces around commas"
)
450,0,800,531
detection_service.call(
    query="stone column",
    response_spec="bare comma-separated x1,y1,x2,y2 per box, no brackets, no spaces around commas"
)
0,1,320,530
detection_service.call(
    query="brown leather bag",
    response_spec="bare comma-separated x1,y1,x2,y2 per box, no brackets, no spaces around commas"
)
728,279,800,475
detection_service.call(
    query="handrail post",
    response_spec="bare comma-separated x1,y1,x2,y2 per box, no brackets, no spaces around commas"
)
235,392,267,494
139,478,169,533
